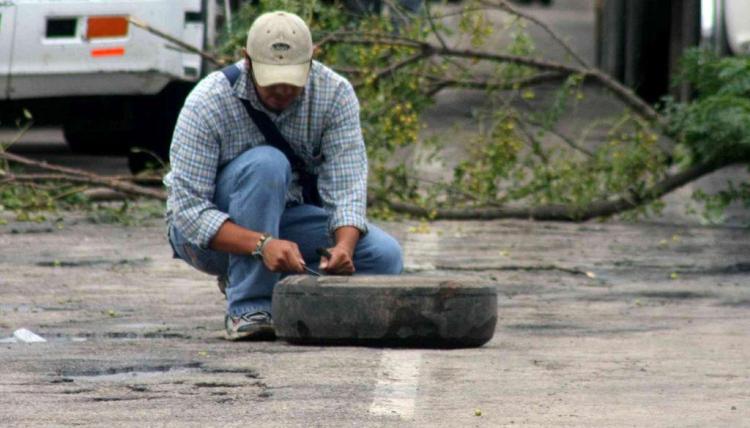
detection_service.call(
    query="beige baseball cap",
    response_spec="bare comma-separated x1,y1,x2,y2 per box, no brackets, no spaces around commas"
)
246,11,313,87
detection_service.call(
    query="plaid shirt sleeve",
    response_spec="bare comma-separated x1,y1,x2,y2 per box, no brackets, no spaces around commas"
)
168,103,230,248
318,80,369,236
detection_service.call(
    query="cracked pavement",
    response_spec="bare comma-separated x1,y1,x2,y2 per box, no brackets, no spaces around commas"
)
1,212,749,426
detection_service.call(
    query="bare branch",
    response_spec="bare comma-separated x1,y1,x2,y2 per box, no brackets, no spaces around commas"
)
319,37,425,51
428,5,496,20
353,51,431,88
0,120,33,153
517,119,551,164
424,0,449,50
382,0,412,24
319,31,428,48
484,0,590,68
423,72,567,96
522,117,595,158
327,33,662,124
7,173,163,185
129,17,228,67
1,120,34,172
314,31,341,52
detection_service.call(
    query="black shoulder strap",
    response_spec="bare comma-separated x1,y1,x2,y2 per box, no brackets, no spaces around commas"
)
221,63,243,86
220,64,306,173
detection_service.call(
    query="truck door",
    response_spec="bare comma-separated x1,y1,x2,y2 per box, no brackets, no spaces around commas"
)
0,1,16,99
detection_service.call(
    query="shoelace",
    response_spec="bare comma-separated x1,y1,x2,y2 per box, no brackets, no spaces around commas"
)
240,311,271,322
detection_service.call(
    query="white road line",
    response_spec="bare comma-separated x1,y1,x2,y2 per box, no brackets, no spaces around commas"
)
369,350,423,420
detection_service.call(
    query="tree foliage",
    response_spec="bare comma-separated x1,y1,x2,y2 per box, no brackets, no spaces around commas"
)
664,49,750,164
220,0,726,221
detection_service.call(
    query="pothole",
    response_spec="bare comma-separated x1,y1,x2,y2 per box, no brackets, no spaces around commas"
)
61,363,202,382
720,299,750,307
8,226,55,234
637,290,710,300
682,263,750,275
55,364,260,384
65,331,192,340
35,257,151,268
0,304,70,313
505,323,582,331
194,382,243,388
581,290,713,302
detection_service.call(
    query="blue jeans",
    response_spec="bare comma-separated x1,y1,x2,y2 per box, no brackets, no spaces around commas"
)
169,146,403,317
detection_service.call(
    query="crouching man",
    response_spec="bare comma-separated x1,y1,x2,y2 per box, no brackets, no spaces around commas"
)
165,11,403,340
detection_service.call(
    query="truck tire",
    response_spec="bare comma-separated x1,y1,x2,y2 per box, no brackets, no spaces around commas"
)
63,98,134,155
127,82,193,174
63,129,131,155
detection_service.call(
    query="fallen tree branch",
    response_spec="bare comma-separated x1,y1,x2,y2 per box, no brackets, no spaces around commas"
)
0,151,166,201
370,160,727,220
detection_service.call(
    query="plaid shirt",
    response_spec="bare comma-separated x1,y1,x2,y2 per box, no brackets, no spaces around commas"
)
164,60,368,248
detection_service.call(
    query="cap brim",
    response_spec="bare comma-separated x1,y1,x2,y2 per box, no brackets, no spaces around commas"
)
251,61,310,87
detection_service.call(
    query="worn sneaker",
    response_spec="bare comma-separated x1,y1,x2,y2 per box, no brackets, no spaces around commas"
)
224,311,275,341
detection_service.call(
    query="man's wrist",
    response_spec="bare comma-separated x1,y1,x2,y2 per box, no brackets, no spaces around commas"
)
333,242,355,257
334,226,360,256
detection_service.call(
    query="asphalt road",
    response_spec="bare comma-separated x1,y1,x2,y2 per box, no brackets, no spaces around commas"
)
1,213,749,426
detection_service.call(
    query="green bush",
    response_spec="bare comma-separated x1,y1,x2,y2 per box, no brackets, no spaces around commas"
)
664,48,750,164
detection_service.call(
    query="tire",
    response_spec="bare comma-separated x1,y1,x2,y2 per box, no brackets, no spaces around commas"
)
127,82,193,174
63,98,134,155
63,129,132,155
272,275,498,348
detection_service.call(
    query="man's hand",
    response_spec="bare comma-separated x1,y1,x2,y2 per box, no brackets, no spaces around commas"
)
319,226,360,274
261,239,306,273
319,245,355,275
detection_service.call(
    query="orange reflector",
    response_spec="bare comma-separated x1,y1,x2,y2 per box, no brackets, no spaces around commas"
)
91,47,125,57
86,16,128,39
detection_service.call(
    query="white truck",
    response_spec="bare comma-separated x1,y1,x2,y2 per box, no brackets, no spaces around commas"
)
0,0,232,171
704,0,750,56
